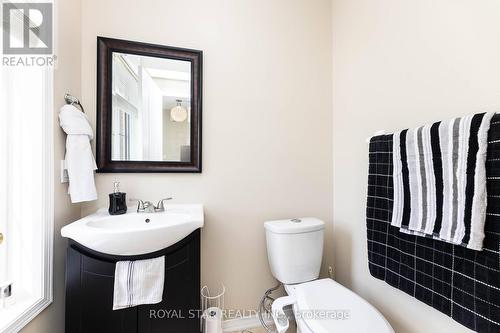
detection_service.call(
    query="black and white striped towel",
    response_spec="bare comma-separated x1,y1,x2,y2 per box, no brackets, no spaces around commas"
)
391,113,494,250
113,256,165,310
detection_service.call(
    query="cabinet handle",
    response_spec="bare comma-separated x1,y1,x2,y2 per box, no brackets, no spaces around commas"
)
0,233,3,245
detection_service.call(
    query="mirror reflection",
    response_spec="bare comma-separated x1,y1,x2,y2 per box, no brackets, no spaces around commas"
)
111,52,191,162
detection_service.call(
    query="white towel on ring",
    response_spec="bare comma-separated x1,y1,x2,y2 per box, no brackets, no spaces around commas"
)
59,104,97,203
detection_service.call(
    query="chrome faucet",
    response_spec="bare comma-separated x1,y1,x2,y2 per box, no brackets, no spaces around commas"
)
136,200,155,213
155,198,173,212
135,198,173,213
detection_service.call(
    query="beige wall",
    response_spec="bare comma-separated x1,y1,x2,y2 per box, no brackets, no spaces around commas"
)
20,0,82,332
14,0,500,332
332,0,500,332
79,0,333,312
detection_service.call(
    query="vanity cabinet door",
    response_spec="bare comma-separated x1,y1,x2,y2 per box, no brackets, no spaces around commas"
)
65,247,138,333
65,230,201,333
137,232,201,333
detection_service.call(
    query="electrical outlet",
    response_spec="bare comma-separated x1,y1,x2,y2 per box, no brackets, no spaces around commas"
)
60,160,69,183
328,266,334,279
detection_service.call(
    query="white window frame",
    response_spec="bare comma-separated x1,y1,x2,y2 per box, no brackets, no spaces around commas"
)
0,67,54,333
0,0,55,330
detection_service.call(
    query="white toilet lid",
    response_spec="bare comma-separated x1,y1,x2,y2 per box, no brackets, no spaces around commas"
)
293,279,394,333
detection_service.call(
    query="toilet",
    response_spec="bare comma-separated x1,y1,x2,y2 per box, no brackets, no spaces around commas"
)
265,218,394,333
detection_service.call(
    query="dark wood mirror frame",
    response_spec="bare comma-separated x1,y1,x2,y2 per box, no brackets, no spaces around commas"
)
96,36,202,173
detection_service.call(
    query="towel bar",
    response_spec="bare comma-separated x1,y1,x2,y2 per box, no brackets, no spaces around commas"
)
366,130,386,143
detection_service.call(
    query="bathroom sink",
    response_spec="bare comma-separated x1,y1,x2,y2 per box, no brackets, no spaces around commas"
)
61,204,204,256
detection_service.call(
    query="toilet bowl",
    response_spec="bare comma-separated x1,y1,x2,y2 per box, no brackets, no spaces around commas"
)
264,218,393,333
272,279,394,333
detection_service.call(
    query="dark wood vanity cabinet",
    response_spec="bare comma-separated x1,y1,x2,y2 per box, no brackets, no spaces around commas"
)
65,230,201,333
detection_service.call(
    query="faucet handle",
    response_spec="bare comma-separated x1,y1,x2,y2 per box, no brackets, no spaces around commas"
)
155,198,173,212
129,198,146,212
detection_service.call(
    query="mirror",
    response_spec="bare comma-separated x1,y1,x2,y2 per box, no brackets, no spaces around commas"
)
97,37,202,172
111,53,192,162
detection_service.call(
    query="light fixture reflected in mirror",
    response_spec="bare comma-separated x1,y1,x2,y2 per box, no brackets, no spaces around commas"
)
170,99,188,122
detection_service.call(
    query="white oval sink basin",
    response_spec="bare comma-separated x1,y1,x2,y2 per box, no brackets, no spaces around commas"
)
61,204,204,256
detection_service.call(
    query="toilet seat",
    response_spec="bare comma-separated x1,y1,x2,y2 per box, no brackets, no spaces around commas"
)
285,279,394,333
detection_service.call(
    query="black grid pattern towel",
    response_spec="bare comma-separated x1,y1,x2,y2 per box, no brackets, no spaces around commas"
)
367,114,500,333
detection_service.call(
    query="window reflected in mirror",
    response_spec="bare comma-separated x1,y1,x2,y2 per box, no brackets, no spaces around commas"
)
111,52,192,162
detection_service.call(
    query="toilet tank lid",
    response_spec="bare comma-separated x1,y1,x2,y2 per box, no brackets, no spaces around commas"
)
264,218,325,234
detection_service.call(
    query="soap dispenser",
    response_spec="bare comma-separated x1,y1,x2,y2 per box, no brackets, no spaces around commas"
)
108,182,127,215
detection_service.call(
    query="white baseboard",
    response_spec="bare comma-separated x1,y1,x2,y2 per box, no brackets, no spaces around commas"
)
223,315,265,332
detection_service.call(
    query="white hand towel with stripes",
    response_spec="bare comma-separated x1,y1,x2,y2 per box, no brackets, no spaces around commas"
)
391,112,494,251
113,256,165,310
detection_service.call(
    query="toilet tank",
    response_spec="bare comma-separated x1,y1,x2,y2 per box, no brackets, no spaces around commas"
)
264,218,324,285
